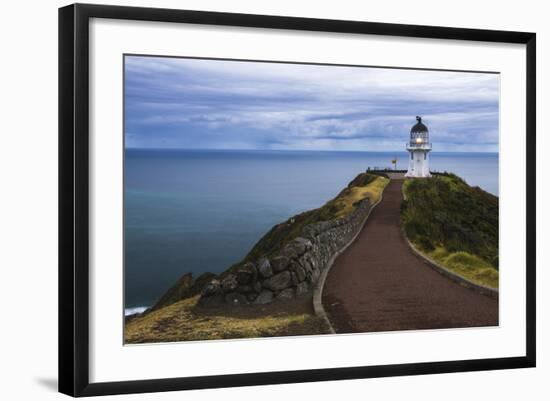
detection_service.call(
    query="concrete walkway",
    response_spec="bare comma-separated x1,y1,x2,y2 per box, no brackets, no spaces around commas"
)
322,179,498,333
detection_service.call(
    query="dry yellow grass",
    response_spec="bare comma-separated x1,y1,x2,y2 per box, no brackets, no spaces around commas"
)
424,247,499,289
125,296,329,344
333,176,389,218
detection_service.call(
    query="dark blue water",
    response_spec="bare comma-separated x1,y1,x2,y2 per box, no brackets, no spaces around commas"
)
124,149,498,312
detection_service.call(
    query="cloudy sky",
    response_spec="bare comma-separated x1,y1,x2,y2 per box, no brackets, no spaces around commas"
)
124,56,499,152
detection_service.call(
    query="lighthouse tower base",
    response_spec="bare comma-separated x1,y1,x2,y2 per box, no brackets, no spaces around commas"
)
405,149,431,178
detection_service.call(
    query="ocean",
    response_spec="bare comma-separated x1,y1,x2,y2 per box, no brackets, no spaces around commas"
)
124,149,498,313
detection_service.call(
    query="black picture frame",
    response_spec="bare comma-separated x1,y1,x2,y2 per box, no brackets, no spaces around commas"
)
59,3,536,397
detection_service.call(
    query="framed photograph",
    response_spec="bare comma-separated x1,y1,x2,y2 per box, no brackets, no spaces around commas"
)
59,3,536,397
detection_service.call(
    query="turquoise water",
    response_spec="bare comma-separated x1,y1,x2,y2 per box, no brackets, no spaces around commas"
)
124,149,498,312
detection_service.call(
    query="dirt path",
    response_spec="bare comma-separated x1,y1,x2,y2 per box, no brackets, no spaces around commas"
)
322,179,498,333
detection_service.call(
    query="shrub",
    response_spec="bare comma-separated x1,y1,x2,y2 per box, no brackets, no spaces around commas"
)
474,268,499,285
443,251,491,271
442,251,498,288
401,174,498,267
491,255,499,270
416,236,435,252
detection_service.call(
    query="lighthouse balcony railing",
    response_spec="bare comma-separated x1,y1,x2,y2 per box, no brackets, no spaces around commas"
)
406,142,432,151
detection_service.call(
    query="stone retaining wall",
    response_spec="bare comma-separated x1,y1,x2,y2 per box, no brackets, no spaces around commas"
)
199,198,373,306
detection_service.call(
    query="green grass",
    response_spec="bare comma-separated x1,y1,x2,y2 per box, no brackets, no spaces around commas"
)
425,247,499,288
402,173,499,289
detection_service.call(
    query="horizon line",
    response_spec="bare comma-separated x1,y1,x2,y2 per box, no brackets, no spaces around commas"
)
124,147,499,154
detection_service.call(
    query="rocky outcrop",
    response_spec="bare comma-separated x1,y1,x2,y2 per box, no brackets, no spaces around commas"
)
199,198,373,306
151,271,216,311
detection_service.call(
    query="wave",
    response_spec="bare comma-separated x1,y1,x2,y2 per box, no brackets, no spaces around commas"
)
125,306,148,316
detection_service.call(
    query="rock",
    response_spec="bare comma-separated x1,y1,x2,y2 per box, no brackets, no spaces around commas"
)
149,272,194,311
316,221,330,233
276,288,295,301
236,262,256,284
293,237,313,252
299,256,312,274
309,267,320,284
257,257,273,278
247,292,258,302
201,279,221,297
263,271,292,291
253,281,262,293
292,263,306,282
221,274,239,292
280,244,300,260
280,237,313,260
302,226,316,237
235,272,251,285
309,257,317,270
193,272,217,292
174,272,194,288
198,293,224,306
225,292,248,305
296,282,309,296
271,255,290,272
236,284,254,293
254,290,274,304
290,271,299,286
304,262,314,276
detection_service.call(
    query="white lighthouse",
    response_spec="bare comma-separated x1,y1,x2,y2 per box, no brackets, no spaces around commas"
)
405,116,432,178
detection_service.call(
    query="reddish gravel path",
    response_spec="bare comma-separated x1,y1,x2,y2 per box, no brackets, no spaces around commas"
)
323,179,498,333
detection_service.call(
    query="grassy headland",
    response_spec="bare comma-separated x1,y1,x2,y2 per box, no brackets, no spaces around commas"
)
125,172,388,343
401,173,499,288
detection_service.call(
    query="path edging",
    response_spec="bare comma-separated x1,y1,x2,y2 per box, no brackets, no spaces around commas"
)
313,183,387,334
401,182,499,300
403,235,499,300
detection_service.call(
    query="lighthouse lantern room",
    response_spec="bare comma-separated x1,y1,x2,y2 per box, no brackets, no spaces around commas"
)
405,116,432,178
